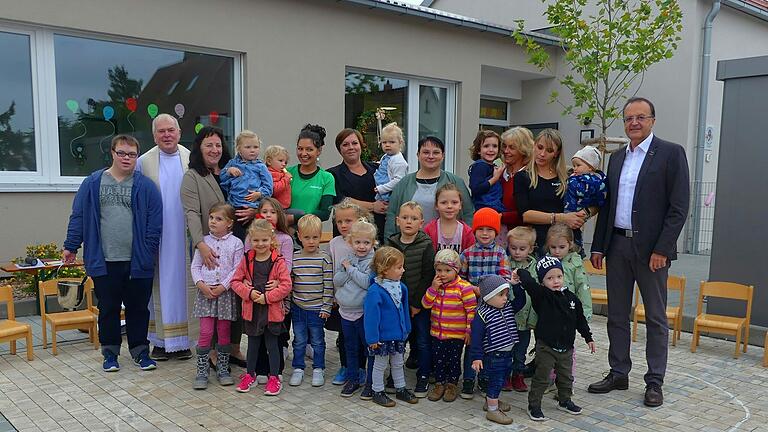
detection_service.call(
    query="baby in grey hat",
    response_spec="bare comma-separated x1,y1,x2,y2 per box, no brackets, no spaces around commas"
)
564,145,607,215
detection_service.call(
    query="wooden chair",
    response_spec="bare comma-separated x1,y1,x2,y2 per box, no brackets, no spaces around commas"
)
763,332,767,367
584,258,608,306
0,285,34,360
39,278,98,355
632,275,686,346
691,281,753,358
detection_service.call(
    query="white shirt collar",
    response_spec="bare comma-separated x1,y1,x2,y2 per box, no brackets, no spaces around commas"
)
626,132,654,154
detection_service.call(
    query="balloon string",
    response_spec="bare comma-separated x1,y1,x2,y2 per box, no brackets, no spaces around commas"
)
127,112,135,133
69,121,87,159
98,121,116,155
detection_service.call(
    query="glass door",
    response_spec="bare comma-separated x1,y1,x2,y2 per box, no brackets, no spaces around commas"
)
406,80,456,171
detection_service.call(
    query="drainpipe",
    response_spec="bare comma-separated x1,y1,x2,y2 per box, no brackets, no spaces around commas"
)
690,0,721,254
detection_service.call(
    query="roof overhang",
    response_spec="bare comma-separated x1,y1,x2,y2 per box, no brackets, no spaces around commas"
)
723,0,768,22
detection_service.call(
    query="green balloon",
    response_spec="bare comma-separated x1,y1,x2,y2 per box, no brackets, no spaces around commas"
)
147,103,159,119
66,99,79,114
195,123,204,134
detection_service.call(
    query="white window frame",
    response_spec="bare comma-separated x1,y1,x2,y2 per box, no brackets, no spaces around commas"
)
346,68,457,172
0,22,244,192
479,96,511,127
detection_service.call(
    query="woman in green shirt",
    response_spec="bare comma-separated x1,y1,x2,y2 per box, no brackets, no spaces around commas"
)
286,124,336,223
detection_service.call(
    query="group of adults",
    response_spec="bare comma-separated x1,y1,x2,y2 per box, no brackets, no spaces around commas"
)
63,96,689,408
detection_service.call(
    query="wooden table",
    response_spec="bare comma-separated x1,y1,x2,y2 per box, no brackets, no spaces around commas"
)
1,259,84,314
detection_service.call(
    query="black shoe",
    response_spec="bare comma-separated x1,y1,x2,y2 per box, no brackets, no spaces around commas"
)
405,355,418,370
150,347,169,361
230,356,247,368
396,388,418,404
173,349,193,360
414,376,429,398
385,375,396,394
460,379,474,399
528,405,547,422
372,391,395,407
557,399,583,415
644,384,663,407
341,381,360,397
587,373,629,394
360,384,373,400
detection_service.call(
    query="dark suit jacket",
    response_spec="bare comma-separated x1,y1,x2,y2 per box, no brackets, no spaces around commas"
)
591,135,690,261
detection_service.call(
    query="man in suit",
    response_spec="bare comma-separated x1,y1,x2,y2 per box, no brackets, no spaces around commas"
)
587,97,690,407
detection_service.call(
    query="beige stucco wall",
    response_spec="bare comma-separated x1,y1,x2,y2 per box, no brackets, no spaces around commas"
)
0,0,554,262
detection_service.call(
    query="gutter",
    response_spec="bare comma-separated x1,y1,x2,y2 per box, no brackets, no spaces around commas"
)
722,0,768,21
690,0,721,254
336,0,562,47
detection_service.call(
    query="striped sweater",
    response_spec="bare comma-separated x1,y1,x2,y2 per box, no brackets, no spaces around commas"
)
421,276,477,340
291,250,334,315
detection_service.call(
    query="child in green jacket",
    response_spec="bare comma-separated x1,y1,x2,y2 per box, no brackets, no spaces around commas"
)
505,226,538,392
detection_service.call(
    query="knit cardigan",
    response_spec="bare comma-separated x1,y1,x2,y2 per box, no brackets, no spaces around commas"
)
364,280,411,345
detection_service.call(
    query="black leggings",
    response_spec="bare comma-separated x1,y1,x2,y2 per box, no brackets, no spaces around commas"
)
247,332,279,377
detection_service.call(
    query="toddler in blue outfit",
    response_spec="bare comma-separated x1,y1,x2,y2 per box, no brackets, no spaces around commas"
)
220,130,273,209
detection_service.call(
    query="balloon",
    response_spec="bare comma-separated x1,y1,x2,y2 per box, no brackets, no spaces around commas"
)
174,103,185,118
102,106,115,121
125,98,137,112
209,111,219,125
147,103,159,119
195,123,204,134
66,99,79,114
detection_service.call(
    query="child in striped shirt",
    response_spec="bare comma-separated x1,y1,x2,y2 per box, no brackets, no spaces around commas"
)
421,249,477,403
289,215,334,387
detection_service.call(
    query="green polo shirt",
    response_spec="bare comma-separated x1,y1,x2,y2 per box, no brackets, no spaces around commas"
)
288,165,336,216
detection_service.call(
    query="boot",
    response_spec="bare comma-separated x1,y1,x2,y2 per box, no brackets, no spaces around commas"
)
194,347,210,390
216,344,235,386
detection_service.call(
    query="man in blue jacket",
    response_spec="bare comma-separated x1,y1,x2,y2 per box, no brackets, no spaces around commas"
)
63,134,163,372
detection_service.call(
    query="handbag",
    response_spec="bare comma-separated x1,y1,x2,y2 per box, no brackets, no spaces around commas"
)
55,265,88,310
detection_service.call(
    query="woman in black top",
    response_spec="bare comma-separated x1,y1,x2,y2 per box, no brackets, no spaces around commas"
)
327,128,388,241
514,129,586,254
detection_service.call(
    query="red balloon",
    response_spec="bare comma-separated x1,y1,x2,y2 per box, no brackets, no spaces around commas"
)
126,98,138,112
210,111,219,125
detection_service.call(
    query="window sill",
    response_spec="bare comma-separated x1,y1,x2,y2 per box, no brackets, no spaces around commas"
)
0,182,82,193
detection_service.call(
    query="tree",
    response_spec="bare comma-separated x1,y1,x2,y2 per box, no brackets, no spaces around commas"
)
107,65,143,102
513,0,683,157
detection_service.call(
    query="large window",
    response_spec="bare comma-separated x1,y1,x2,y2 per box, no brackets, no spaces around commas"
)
345,70,456,171
0,31,36,172
0,23,240,190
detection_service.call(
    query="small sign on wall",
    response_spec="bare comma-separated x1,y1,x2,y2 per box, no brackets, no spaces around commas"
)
705,125,716,150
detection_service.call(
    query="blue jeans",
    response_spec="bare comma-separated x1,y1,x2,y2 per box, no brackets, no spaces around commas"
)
412,308,432,379
511,329,531,374
484,351,513,399
291,304,326,369
340,316,374,384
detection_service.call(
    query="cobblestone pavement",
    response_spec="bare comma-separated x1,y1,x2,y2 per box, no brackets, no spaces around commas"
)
0,315,766,432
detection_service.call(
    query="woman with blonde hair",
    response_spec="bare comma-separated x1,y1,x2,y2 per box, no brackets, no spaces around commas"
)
513,129,586,254
499,127,534,233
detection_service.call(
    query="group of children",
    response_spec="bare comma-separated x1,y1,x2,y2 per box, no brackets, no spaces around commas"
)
186,124,605,425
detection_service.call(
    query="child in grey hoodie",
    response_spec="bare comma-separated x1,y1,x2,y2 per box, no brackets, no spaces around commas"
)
333,218,377,398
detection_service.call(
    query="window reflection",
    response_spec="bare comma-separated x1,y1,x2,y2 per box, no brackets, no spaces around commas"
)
0,31,36,172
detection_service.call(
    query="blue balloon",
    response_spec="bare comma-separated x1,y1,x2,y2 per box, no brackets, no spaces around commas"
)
103,106,115,121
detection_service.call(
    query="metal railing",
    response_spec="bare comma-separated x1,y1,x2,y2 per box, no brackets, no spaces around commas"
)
686,181,717,255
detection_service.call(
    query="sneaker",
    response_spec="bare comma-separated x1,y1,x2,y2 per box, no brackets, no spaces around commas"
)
289,369,304,386
311,368,325,387
341,381,360,397
483,400,511,412
256,375,268,385
558,399,583,415
150,346,169,361
332,367,347,385
502,375,514,392
427,383,445,401
264,376,282,396
133,350,157,371
372,391,396,407
486,408,513,425
236,373,256,393
384,375,396,394
360,383,373,400
511,373,528,392
414,376,429,398
396,388,418,404
442,383,458,402
173,349,193,360
528,406,547,422
405,354,418,370
460,379,474,400
103,354,120,372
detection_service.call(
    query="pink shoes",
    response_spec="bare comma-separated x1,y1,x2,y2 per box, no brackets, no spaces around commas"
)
264,375,282,396
236,373,256,393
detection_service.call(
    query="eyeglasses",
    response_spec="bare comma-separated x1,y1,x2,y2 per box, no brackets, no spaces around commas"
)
113,150,139,159
623,115,655,123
